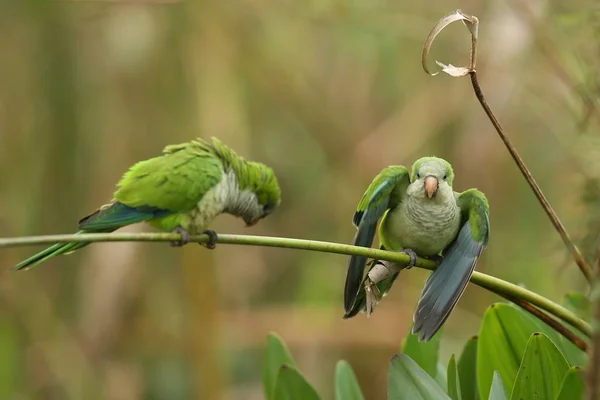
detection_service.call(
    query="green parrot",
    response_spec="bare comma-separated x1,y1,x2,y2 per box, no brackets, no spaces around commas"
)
12,137,281,271
343,157,489,341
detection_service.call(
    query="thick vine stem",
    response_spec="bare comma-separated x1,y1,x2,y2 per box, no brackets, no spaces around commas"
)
1,232,591,339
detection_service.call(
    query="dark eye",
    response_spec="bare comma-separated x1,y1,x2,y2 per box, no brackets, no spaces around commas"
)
416,173,421,179
443,174,447,180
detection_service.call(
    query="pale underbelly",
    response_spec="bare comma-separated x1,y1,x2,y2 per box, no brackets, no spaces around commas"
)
380,207,460,256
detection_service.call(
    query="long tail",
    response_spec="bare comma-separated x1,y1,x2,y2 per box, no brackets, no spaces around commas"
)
11,201,171,271
343,245,402,319
11,231,92,271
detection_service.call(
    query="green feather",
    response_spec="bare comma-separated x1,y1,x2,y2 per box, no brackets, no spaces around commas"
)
343,156,490,343
344,165,410,314
11,137,282,271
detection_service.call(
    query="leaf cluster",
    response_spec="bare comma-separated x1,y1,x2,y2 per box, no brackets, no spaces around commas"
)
263,296,591,400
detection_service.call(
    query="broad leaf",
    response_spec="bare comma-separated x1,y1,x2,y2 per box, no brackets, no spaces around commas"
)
402,325,442,378
447,355,462,400
274,365,321,400
487,372,507,400
335,360,365,400
457,336,479,400
435,362,448,392
263,333,296,400
509,333,569,400
388,354,451,400
556,367,585,400
477,303,586,399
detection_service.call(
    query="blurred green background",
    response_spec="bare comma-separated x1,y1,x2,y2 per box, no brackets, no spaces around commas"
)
1,0,599,399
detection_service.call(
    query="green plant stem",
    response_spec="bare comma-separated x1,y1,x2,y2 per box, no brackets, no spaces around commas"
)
499,292,587,352
2,232,591,338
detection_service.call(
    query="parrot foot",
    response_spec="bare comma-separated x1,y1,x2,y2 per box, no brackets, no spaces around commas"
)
171,227,190,247
403,248,418,269
201,230,218,249
364,278,382,317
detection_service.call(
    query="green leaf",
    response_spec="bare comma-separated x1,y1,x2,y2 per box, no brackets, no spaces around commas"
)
447,355,462,400
457,336,479,400
509,333,569,400
334,360,365,400
477,303,586,399
388,354,451,400
401,324,442,378
556,367,585,400
435,362,448,392
263,333,297,400
488,372,507,400
562,292,592,322
274,365,321,400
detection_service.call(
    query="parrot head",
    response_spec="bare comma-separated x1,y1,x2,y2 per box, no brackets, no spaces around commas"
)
239,162,282,227
408,157,455,201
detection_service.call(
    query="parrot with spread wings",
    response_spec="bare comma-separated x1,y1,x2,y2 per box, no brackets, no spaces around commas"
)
343,157,489,341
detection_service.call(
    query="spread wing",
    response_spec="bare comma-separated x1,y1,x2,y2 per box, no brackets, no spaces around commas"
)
412,189,490,341
343,166,410,314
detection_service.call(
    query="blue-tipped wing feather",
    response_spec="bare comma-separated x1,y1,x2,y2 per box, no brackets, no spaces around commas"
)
412,224,483,341
11,202,172,271
78,202,171,231
412,189,489,341
344,166,410,314
344,195,390,312
344,248,402,318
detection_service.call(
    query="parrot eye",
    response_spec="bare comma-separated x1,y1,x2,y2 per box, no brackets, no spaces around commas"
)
416,173,421,179
443,174,447,180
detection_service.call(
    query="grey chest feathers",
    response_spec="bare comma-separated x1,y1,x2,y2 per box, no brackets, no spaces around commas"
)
381,196,461,256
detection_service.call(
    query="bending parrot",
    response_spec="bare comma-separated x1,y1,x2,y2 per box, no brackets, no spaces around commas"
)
12,137,281,271
343,157,489,341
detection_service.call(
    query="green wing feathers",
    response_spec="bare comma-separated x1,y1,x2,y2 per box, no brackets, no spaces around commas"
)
352,166,410,227
115,138,224,212
458,189,490,245
344,166,411,314
12,138,228,271
412,189,490,341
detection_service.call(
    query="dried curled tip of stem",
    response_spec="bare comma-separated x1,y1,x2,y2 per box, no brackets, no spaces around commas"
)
422,9,594,284
422,9,478,77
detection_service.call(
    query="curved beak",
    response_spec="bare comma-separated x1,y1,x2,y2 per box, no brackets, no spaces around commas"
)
245,218,260,227
424,176,439,199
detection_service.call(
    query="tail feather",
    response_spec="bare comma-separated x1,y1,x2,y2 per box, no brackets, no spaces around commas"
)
344,245,402,318
11,231,91,271
12,201,171,271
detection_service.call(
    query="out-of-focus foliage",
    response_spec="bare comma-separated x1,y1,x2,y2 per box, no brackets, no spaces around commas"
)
265,300,587,399
334,360,365,400
477,303,587,399
1,0,600,399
